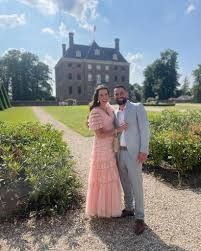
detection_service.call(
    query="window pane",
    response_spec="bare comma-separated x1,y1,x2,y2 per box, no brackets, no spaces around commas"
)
69,86,72,95
68,73,72,80
88,64,92,70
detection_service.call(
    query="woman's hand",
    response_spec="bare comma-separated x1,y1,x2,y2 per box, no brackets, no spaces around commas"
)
117,123,128,133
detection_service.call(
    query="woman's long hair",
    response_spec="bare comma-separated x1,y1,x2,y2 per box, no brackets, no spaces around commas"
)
89,85,109,111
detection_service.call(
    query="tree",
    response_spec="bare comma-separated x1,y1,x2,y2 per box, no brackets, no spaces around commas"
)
192,64,201,103
180,76,191,96
143,49,180,101
0,50,52,100
128,83,143,102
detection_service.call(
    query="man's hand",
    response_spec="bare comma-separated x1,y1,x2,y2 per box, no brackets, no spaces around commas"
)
137,152,148,164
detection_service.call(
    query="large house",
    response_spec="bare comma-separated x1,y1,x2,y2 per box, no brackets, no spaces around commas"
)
55,32,129,104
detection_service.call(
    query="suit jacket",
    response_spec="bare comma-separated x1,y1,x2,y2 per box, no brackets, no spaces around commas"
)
114,101,150,157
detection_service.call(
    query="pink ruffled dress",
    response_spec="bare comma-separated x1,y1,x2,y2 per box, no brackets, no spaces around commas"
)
86,104,122,217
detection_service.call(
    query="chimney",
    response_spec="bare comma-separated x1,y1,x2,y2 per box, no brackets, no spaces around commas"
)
115,38,119,51
62,44,66,56
69,32,74,47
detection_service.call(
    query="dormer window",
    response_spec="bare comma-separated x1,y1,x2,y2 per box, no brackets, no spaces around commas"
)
113,53,118,60
76,50,81,57
94,49,100,55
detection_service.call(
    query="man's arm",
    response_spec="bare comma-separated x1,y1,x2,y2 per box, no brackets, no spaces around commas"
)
136,103,150,155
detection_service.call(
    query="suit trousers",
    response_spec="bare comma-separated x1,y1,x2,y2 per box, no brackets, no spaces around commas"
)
117,149,144,220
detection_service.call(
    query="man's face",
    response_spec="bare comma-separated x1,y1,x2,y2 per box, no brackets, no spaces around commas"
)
114,87,128,105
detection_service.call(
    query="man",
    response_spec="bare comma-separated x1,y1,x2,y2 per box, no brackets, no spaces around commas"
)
113,85,150,235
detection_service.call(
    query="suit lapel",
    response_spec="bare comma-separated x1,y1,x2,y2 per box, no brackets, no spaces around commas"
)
124,101,131,122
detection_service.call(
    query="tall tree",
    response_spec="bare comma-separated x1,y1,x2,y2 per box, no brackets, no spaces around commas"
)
192,64,201,103
180,76,191,96
143,49,180,100
0,50,52,100
129,83,143,102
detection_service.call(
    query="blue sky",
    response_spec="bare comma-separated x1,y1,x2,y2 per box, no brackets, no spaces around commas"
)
0,0,201,95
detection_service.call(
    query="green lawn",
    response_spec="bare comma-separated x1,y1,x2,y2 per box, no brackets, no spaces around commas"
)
43,106,92,136
43,103,201,137
0,107,38,123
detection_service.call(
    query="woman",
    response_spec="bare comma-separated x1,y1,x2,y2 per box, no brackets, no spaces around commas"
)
86,85,127,218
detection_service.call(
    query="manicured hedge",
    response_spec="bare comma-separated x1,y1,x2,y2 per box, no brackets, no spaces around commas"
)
148,110,201,175
143,103,175,106
0,122,81,219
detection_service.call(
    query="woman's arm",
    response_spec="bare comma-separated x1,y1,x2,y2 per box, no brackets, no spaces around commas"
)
95,123,128,138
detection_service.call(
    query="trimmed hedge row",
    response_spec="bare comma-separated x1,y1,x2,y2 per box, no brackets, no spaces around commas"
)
0,122,81,219
148,110,201,175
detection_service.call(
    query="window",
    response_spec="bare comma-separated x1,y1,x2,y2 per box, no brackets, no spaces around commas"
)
68,73,72,80
96,74,101,84
94,49,100,55
76,50,81,57
88,73,92,81
105,65,109,71
77,74,81,80
121,66,125,71
113,54,118,60
96,65,101,70
68,63,72,67
121,76,125,82
88,64,92,70
77,64,81,68
114,75,118,82
78,86,82,95
114,65,118,70
69,86,72,95
105,74,109,82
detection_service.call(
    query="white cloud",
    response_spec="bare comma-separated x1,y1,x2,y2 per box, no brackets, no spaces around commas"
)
41,22,69,41
0,14,26,28
126,52,145,84
58,22,69,38
41,27,55,35
43,54,58,96
186,3,196,14
18,0,99,31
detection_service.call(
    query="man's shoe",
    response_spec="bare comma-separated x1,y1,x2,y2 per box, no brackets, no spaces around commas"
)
134,219,145,235
121,209,135,217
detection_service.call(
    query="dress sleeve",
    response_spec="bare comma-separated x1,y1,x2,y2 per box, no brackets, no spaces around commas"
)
88,109,103,131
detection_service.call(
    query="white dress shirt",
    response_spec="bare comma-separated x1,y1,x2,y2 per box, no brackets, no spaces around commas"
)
118,109,127,147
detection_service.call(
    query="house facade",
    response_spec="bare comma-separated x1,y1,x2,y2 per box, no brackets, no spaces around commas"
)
55,32,129,104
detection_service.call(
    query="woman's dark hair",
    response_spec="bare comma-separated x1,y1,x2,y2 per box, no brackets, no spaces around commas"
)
89,84,109,111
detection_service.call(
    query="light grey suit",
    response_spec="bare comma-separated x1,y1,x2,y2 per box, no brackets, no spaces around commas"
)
115,101,150,220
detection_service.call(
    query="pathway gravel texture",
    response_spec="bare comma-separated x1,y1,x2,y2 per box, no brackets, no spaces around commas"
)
0,106,200,251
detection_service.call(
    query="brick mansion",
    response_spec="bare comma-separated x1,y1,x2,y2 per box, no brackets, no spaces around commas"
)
55,32,129,104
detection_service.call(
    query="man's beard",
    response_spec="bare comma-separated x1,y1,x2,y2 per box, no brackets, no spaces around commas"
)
116,98,127,105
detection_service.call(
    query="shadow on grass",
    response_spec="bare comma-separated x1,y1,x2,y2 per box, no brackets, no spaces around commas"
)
143,164,201,193
89,217,187,251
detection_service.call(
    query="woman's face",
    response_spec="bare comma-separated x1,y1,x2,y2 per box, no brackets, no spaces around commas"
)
98,89,109,106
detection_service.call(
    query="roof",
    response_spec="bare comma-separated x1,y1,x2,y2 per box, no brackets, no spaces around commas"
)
64,40,128,63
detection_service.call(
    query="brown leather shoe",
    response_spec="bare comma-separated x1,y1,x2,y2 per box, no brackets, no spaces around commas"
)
121,209,135,217
134,219,145,235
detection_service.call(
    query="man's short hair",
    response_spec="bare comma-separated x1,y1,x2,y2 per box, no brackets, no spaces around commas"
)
114,85,128,91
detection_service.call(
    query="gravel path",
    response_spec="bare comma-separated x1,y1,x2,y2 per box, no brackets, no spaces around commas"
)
0,107,200,251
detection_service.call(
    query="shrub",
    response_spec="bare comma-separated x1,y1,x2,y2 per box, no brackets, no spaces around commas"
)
148,110,201,176
0,122,81,218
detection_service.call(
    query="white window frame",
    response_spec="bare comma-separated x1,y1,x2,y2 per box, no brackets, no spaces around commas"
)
96,74,101,84
88,64,92,70
113,54,118,60
88,73,92,81
94,49,100,55
105,74,109,83
76,50,81,57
